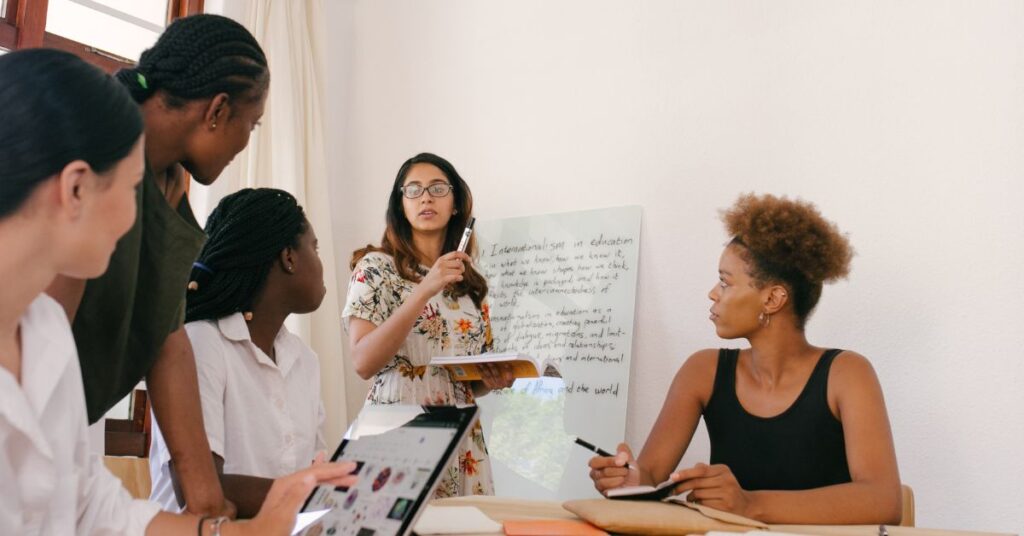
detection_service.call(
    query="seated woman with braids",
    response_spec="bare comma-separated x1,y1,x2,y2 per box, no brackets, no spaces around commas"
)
149,188,329,518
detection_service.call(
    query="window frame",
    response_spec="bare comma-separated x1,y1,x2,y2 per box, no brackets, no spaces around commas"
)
0,0,204,72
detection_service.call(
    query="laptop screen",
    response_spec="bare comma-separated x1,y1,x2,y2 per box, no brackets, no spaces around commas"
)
296,406,479,536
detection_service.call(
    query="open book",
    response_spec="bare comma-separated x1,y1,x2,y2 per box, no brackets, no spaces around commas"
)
429,352,561,382
605,478,680,501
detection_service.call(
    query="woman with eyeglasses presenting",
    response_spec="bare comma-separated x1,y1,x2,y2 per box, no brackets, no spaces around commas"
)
344,153,514,497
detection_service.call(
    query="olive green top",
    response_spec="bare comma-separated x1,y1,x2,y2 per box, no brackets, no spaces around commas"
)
73,167,206,423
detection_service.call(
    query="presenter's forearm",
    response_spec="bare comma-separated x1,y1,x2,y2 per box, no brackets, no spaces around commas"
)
349,286,432,379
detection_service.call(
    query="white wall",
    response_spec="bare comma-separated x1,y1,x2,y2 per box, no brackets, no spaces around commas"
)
324,2,1024,532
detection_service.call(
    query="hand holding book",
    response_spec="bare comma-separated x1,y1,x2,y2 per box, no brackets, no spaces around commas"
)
429,352,561,382
476,362,516,390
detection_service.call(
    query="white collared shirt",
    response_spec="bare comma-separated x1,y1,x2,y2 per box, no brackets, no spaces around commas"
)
0,294,160,534
149,313,326,511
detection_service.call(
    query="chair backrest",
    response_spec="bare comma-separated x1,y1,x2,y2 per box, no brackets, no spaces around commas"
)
900,484,915,527
104,389,151,457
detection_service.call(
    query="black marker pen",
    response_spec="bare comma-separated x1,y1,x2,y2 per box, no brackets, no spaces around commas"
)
457,217,476,253
574,437,633,469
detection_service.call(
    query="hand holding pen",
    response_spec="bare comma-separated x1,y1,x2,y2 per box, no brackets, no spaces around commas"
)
416,216,475,298
580,439,642,492
417,251,471,297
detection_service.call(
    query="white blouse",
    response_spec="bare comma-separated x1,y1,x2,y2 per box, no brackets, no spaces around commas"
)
0,294,160,534
149,313,326,512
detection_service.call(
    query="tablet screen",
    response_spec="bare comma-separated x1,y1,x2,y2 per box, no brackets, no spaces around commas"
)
296,406,478,536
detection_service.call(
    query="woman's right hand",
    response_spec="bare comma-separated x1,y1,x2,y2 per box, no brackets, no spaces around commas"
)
588,443,641,493
227,461,358,536
417,251,471,298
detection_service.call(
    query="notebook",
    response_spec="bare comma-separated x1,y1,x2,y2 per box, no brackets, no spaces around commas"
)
604,477,680,500
294,405,480,536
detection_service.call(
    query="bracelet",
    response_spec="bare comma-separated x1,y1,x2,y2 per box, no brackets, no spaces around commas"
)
211,516,229,536
198,516,229,536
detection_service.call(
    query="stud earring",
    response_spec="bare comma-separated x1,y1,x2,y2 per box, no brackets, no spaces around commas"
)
244,311,254,321
452,209,458,215
758,311,771,327
211,121,217,129
287,265,294,273
187,281,199,291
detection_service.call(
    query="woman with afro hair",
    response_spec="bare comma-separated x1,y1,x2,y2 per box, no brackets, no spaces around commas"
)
588,194,902,524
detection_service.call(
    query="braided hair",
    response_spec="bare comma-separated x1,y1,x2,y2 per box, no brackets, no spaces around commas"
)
186,188,308,323
115,14,268,106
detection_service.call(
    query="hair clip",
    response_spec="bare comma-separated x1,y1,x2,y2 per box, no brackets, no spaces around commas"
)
136,72,148,90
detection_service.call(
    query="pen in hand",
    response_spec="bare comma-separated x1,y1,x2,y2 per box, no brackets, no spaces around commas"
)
456,217,476,254
574,437,633,470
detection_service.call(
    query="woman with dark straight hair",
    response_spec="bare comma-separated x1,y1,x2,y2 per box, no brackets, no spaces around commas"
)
0,48,354,536
46,13,271,516
345,152,514,497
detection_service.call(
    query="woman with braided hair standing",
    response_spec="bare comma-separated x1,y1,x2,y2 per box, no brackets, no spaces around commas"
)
46,14,269,517
149,188,329,519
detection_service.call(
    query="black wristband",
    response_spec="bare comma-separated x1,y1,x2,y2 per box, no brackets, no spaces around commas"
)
197,515,212,536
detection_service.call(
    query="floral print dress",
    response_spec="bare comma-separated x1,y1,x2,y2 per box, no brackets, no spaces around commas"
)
342,251,495,497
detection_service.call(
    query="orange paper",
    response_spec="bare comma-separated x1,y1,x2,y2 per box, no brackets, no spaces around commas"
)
503,519,609,536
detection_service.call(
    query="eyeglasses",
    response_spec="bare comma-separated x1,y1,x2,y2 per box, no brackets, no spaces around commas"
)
399,183,453,199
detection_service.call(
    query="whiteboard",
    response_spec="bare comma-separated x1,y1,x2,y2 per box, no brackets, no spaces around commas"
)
475,206,642,500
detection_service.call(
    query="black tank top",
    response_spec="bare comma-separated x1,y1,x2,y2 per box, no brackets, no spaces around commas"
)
703,348,852,491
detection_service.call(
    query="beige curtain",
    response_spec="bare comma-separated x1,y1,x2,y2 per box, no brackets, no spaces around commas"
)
197,0,348,446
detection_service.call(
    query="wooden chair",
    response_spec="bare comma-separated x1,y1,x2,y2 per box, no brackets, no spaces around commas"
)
103,455,152,499
104,389,151,457
103,389,152,499
900,484,915,527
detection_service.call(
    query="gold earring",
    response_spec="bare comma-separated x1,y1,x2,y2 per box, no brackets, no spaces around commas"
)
243,311,254,321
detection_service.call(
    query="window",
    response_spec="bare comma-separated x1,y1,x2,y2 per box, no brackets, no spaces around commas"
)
0,0,204,72
47,0,168,62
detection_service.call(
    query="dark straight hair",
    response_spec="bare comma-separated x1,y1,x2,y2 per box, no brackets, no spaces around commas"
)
0,48,143,219
114,13,268,106
351,152,488,308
